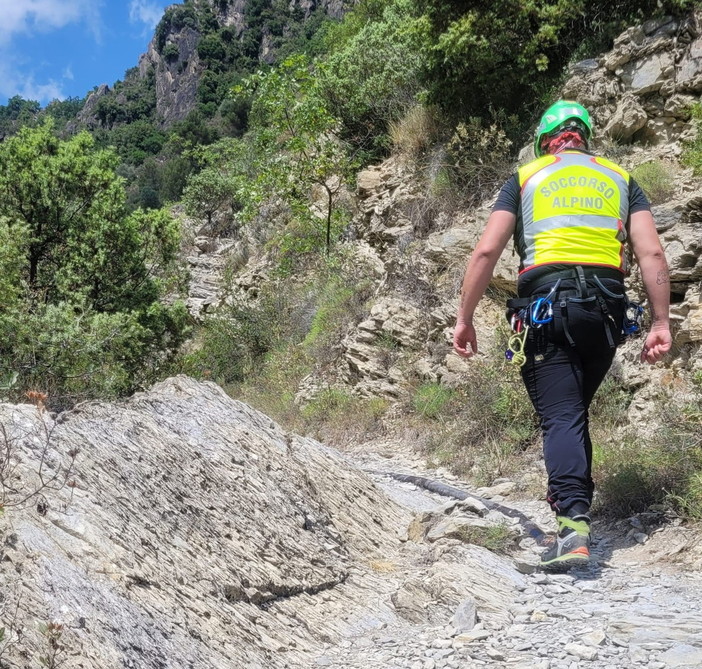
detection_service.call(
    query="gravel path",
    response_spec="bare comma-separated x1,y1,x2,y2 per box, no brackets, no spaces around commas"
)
309,452,702,669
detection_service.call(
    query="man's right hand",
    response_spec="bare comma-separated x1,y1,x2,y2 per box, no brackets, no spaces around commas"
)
640,326,672,364
453,320,478,358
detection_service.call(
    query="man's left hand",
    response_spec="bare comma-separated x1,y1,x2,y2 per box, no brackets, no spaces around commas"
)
640,326,672,364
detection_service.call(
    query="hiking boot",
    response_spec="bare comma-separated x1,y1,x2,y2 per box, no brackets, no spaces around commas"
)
540,514,591,571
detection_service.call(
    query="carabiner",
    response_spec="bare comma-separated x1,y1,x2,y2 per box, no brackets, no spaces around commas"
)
530,298,553,326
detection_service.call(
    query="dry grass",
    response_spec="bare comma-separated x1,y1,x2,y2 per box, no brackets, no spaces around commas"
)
389,105,441,158
300,389,389,448
368,559,398,573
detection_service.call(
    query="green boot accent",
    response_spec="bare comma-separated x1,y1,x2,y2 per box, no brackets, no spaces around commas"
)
540,515,591,571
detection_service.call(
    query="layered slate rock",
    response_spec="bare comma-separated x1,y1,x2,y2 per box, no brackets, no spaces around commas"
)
0,377,407,668
562,11,702,145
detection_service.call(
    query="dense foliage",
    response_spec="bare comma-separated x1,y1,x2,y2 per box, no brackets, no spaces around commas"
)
417,0,697,127
0,0,698,410
319,0,424,157
0,95,84,137
0,122,187,405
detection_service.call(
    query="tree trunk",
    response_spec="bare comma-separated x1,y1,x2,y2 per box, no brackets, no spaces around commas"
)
325,187,333,255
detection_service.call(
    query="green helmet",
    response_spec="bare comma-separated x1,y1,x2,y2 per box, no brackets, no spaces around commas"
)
534,100,593,157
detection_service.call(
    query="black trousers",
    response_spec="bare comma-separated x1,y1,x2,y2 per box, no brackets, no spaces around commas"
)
519,279,626,516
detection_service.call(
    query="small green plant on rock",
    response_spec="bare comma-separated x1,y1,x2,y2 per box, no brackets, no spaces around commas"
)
631,160,675,204
455,522,516,555
38,621,65,669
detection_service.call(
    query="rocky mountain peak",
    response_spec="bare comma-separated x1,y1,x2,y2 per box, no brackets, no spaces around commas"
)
152,0,355,125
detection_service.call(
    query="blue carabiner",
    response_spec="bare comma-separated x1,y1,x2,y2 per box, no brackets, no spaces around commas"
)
531,298,553,326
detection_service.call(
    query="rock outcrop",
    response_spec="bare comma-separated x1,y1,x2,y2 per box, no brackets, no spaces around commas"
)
137,0,356,126
563,12,702,147
0,377,409,667
74,84,110,130
139,26,202,125
0,377,546,668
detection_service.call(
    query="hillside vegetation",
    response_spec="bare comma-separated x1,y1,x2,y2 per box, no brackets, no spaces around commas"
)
1,0,701,516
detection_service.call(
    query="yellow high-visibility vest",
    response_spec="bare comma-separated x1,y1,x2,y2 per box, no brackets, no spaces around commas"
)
516,150,630,277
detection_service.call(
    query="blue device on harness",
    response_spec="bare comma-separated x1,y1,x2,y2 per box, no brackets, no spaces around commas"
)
623,301,644,337
530,298,553,326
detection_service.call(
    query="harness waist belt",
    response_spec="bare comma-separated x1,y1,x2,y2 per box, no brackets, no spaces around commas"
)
519,265,624,297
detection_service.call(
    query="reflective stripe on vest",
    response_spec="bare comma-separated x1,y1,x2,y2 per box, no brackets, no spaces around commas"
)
517,151,630,273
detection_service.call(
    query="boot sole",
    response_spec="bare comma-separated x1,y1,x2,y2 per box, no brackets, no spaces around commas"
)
540,547,590,571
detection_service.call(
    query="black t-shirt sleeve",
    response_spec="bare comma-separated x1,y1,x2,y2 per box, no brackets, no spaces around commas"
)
628,177,651,214
492,174,520,214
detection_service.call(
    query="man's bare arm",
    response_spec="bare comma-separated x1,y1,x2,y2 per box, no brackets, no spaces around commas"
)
454,210,516,357
628,209,672,363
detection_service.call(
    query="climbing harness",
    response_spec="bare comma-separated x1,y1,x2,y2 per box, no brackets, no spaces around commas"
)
504,269,644,365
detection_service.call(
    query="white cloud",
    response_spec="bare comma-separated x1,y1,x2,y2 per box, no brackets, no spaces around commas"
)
0,61,65,102
0,0,102,104
19,77,64,102
128,0,164,30
0,0,102,45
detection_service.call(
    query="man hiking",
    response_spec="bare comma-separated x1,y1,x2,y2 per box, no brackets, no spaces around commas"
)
453,100,672,570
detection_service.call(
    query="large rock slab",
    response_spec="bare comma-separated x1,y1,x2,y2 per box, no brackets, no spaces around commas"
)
620,51,675,95
0,377,408,668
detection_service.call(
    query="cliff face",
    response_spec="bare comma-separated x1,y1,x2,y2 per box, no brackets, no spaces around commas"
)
139,24,202,125
133,0,355,126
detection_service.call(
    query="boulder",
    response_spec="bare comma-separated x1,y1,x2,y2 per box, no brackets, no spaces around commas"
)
603,94,648,141
620,51,675,96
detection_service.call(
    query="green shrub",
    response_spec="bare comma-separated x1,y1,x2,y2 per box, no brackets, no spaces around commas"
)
319,0,426,158
631,160,675,204
177,304,272,386
412,382,456,419
683,102,702,175
234,346,314,429
180,252,373,421
593,382,702,518
593,437,702,517
163,43,180,62
444,118,514,207
0,122,187,406
302,273,372,364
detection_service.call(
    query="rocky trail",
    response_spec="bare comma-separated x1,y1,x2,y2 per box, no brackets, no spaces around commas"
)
2,378,702,668
307,446,702,669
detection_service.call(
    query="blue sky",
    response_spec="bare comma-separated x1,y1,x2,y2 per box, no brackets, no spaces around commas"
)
0,0,176,106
